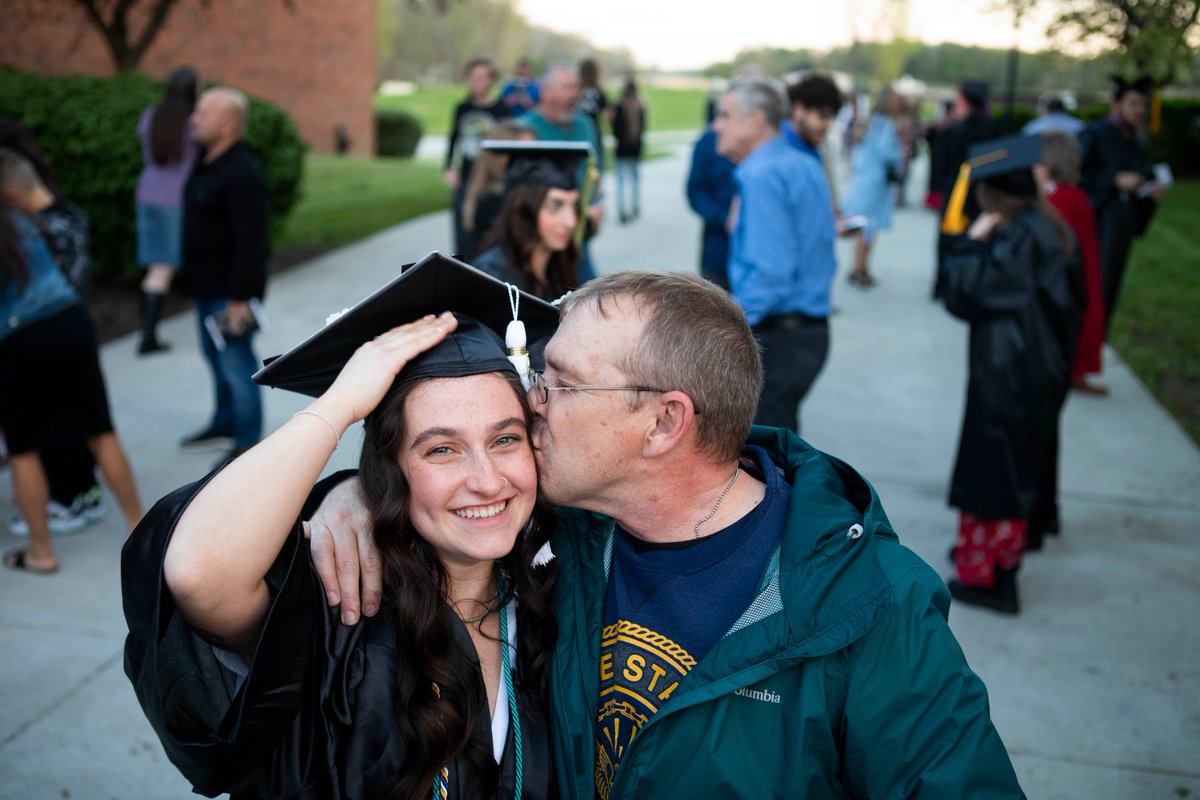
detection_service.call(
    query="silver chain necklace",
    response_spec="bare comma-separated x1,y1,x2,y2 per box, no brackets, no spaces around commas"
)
694,467,740,538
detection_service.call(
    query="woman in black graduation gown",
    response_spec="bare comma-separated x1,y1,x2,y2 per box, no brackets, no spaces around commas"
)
122,266,557,800
940,136,1083,614
472,142,588,301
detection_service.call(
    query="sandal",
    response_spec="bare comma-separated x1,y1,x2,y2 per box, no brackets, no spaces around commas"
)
3,547,59,575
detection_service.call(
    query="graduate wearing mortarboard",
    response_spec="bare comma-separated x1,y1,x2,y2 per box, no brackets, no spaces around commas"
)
940,136,1086,615
1079,75,1165,324
122,254,561,799
471,140,593,301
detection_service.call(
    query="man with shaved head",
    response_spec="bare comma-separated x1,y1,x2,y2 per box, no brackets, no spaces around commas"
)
179,87,270,466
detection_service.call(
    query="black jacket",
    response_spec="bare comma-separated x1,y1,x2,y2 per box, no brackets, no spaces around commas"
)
181,142,270,301
942,210,1084,519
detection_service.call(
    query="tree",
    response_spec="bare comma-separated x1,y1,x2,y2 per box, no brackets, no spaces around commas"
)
68,0,185,72
1049,0,1200,85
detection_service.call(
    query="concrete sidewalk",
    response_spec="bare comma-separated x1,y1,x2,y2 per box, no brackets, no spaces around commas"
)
1,146,1197,799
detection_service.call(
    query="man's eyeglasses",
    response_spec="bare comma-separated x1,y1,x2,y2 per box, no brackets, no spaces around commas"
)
532,371,668,406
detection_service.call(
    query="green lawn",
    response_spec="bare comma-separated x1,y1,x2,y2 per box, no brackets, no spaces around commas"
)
375,85,708,137
1109,179,1200,443
276,154,448,253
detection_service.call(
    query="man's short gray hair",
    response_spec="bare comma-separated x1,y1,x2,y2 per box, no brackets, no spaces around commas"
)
727,77,787,128
541,61,578,85
559,271,763,464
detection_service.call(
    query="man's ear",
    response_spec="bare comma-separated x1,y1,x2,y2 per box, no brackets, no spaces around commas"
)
642,390,697,458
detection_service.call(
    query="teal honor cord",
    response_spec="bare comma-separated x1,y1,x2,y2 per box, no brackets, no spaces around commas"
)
432,575,522,800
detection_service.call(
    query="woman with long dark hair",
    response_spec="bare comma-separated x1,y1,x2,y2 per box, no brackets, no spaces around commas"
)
122,259,558,799
0,197,143,574
135,66,200,355
941,136,1083,613
472,142,587,300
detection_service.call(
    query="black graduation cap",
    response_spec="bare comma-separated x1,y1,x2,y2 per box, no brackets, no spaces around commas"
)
959,80,990,107
253,252,560,397
967,135,1040,197
481,139,592,191
1112,75,1153,99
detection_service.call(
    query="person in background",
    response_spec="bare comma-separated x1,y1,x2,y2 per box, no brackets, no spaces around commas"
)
135,66,200,355
1,196,142,574
178,88,270,466
521,62,603,284
1038,131,1107,398
941,136,1083,613
685,125,736,290
714,78,837,434
610,78,646,224
577,58,609,168
1022,95,1084,137
1078,75,1167,327
782,73,841,172
841,89,905,288
932,80,1002,298
499,57,540,114
0,147,105,537
461,119,536,258
444,57,510,260
472,142,587,300
1023,131,1104,553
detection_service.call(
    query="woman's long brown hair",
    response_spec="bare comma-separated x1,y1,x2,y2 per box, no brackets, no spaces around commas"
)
358,370,557,800
479,183,581,299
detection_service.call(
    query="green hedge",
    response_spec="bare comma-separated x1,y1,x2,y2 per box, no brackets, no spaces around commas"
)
0,67,306,280
375,108,423,159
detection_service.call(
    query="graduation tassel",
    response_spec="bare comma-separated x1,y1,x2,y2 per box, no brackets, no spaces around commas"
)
941,162,973,236
505,283,534,391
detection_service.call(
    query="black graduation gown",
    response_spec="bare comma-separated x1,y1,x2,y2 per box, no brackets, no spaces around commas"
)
941,210,1084,520
1078,117,1157,321
470,246,572,302
121,474,555,800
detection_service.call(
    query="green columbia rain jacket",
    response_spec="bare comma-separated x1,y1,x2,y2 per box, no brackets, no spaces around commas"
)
548,426,1026,799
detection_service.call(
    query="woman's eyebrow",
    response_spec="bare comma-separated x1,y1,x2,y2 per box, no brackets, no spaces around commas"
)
410,417,526,449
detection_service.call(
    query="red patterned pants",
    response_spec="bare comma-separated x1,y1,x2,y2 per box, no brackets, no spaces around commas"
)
955,513,1027,586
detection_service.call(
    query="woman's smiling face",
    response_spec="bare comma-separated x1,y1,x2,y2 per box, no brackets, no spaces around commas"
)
398,373,537,572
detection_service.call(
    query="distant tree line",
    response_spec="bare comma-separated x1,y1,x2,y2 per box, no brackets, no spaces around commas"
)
376,0,635,86
704,40,1199,99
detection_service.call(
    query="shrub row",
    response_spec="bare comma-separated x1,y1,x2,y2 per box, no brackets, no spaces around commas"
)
375,108,423,159
0,67,307,280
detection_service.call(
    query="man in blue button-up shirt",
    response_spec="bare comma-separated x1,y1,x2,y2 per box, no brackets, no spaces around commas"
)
714,78,837,433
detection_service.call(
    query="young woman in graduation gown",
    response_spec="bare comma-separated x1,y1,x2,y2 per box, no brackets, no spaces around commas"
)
940,149,1084,613
122,309,557,799
472,143,585,301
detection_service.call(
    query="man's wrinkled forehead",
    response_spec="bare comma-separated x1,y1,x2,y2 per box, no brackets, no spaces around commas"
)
549,293,645,365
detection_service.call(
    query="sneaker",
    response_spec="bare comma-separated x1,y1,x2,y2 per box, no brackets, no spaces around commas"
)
180,426,235,452
74,485,106,524
7,500,89,537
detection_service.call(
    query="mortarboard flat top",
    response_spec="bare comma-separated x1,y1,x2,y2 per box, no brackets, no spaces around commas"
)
959,80,990,104
482,139,592,191
253,252,560,397
967,135,1041,181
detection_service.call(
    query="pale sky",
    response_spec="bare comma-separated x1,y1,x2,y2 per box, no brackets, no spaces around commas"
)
516,0,1063,71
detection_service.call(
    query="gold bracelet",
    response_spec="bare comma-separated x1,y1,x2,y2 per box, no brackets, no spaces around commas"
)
292,410,341,450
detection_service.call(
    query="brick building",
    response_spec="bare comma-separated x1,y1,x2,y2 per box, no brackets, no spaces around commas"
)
1,0,376,155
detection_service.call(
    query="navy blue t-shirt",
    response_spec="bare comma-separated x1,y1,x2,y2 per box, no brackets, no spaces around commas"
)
593,446,791,799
